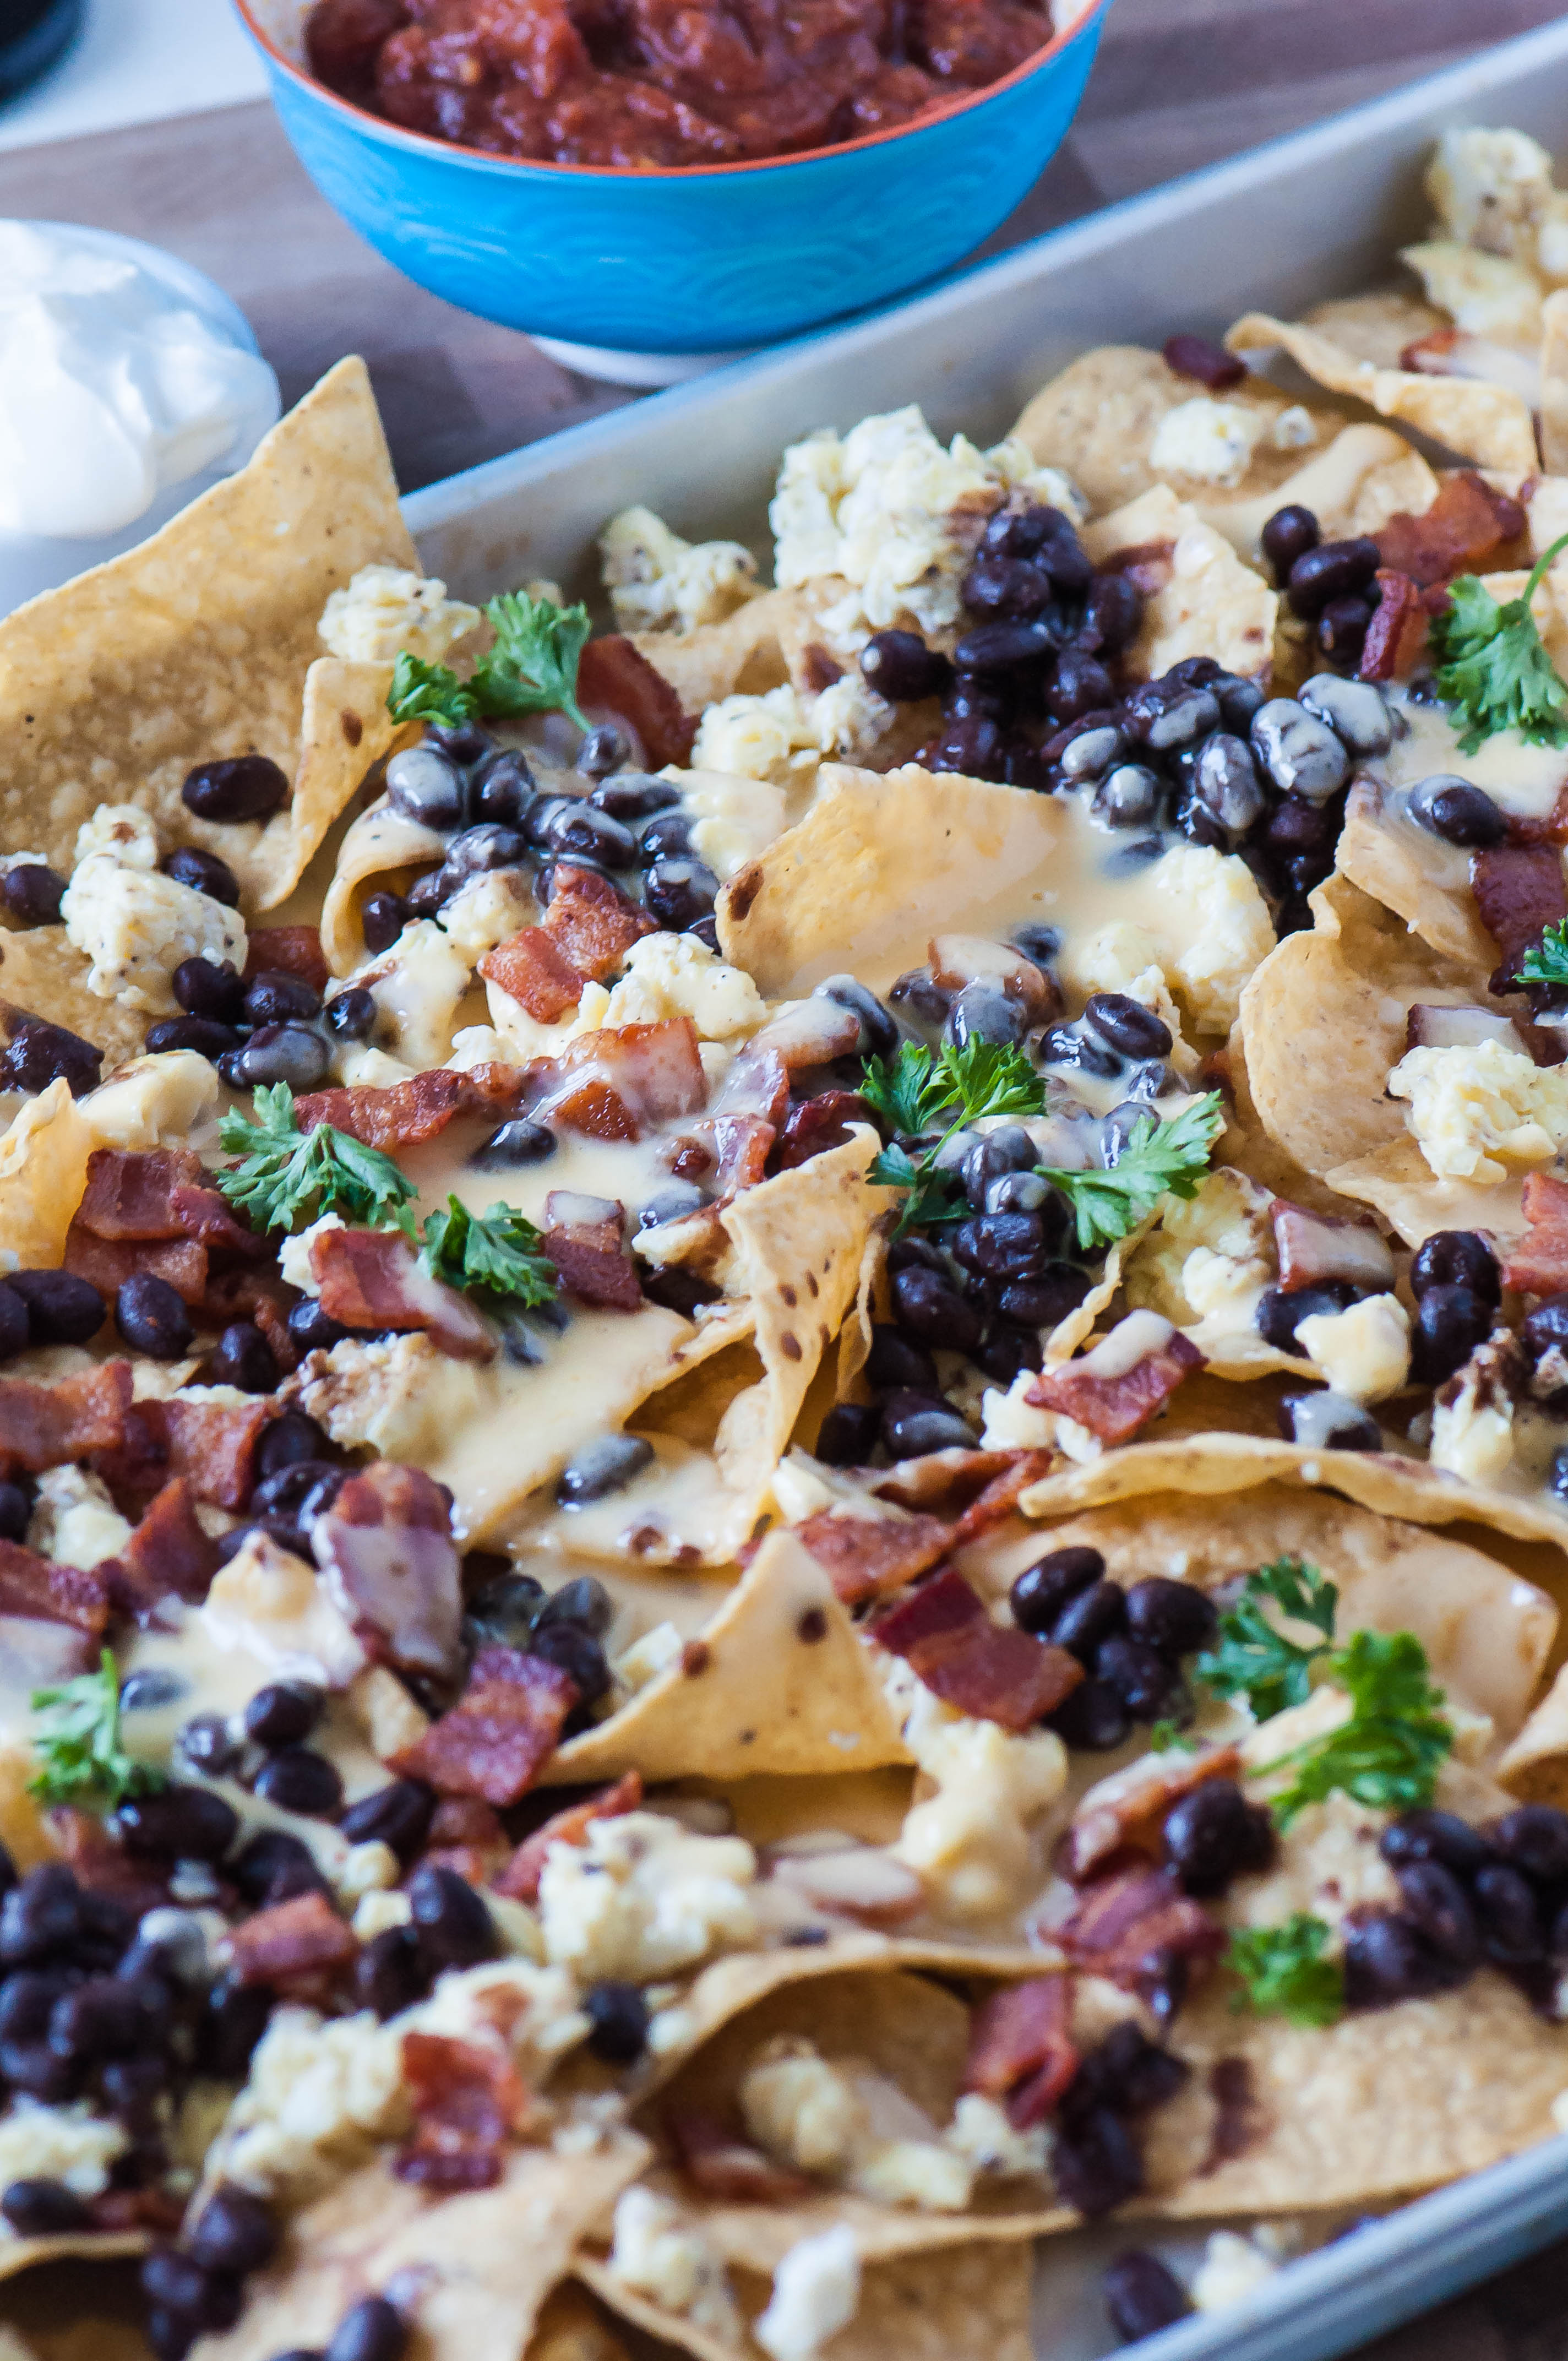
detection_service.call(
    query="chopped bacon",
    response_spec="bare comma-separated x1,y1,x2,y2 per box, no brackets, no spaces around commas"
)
50,1808,170,1920
480,927,584,1022
163,1396,273,1510
772,1092,871,1172
950,1451,1057,1546
699,1113,775,1196
221,1890,358,1995
89,2187,187,2235
1054,1864,1226,1999
1027,1333,1204,1445
766,1846,925,1926
0,1537,107,1633
665,2111,813,2202
1358,569,1428,682
711,1046,790,1128
495,1770,644,1902
73,1148,262,1258
963,1977,1078,2131
394,2031,530,2192
871,1448,1050,1530
390,1644,578,1805
578,633,698,769
429,1796,508,1858
1063,1749,1244,1883
1472,843,1568,988
243,926,330,995
1269,1201,1393,1294
1504,1171,1568,1294
868,1565,1082,1729
542,863,656,983
0,1361,130,1477
1509,785,1568,850
1374,471,1527,588
312,1226,495,1360
543,1193,623,1259
63,1227,208,1305
531,1020,706,1143
108,1478,222,1618
794,1509,951,1606
292,1064,525,1151
541,1228,643,1311
314,1462,464,1683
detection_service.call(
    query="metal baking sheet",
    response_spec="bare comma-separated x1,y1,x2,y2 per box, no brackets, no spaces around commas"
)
400,19,1568,2352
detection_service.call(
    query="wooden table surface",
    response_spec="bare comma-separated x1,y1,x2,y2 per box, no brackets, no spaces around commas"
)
6,1,1568,2353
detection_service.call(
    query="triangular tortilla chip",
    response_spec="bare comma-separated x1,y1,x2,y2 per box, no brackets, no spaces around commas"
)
1227,311,1539,475
1080,486,1276,681
0,927,150,1070
1333,777,1499,973
0,1079,94,1270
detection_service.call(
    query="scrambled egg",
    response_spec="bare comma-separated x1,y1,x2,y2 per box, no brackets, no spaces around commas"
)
317,564,480,664
1389,1038,1568,1181
535,1811,760,1981
602,931,765,1039
1294,1293,1411,1403
600,505,758,633
0,2102,128,2213
690,674,891,787
608,2187,739,2336
61,804,246,1014
1150,397,1265,488
1426,125,1568,278
1125,1167,1275,1337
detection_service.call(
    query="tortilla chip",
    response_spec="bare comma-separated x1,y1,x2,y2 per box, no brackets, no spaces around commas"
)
526,2284,633,2361
1333,776,1498,972
1302,290,1448,370
633,589,798,711
0,358,417,915
1080,486,1276,681
546,1522,907,1787
1226,312,1539,476
0,1079,93,1270
0,928,150,1070
1215,1019,1344,1216
1540,291,1568,477
285,662,417,925
0,2232,148,2287
319,792,467,978
1495,1662,1568,1805
194,2137,649,2361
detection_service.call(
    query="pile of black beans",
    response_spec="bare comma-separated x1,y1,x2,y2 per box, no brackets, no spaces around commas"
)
361,722,720,957
1050,2021,1190,2217
1256,1227,1501,1394
1347,1802,1568,2011
0,1261,283,1391
143,2181,279,2359
145,954,379,1096
1012,1548,1224,1753
461,1566,614,1717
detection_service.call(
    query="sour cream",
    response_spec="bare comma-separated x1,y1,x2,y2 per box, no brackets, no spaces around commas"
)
0,220,279,544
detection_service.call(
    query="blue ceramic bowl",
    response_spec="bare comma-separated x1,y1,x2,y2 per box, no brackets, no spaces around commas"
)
235,0,1108,359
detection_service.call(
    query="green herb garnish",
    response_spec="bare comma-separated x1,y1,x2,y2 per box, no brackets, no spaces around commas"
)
30,1650,163,1809
1520,917,1568,991
470,590,592,732
1036,1092,1224,1252
863,1040,1048,1238
1227,1914,1344,2028
1429,530,1568,754
421,1195,559,1312
216,1082,417,1237
1257,1629,1452,1828
388,651,481,728
1195,1555,1338,1722
1150,1720,1200,1754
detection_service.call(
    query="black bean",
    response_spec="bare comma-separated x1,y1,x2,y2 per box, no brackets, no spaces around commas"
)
0,1970,69,2043
998,1264,1092,1328
205,1322,280,1395
1,2177,91,2235
469,749,536,827
1046,650,1117,727
861,629,951,701
1260,503,1320,584
1123,677,1220,753
408,1863,495,1970
1082,992,1171,1060
1488,1804,1568,1885
1096,1634,1182,1722
0,2037,78,2098
1472,1863,1546,1962
1250,699,1349,801
171,956,242,1024
971,1318,1043,1384
814,975,899,1060
577,723,630,779
1393,1860,1480,1966
236,1021,334,1092
1343,1909,1456,2006
1379,1808,1494,1879
1053,2106,1144,2217
0,863,67,927
253,1747,344,1818
10,1269,104,1349
1522,1297,1568,1368
1192,731,1265,834
879,1391,975,1457
47,1975,146,2061
537,1575,614,1638
144,2309,195,2361
177,1714,241,1777
590,772,679,822
1285,536,1378,619
1298,672,1392,754
1407,775,1506,847
2,1015,102,1097
145,1014,243,1058
944,983,1026,1053
890,1265,983,1353
340,1780,437,1861
1052,1579,1128,1663
1011,923,1061,967
471,1117,558,1170
288,1297,356,1362
254,1411,335,1485
961,553,1055,621
399,863,455,920
0,1286,27,1367
183,754,288,824
0,1864,81,1962
188,2184,278,2276
113,1272,193,1360
356,1924,430,2019
198,1977,273,2077
361,891,410,955
530,1621,611,1704
326,2295,409,2361
464,1571,546,1650
814,1402,881,1466
1079,572,1142,654
116,1785,238,1863
1408,1230,1500,1305
1010,1547,1104,1634
585,1979,650,2065
955,618,1058,675
250,1459,340,1525
244,1682,325,1749
644,857,718,932
1123,1577,1216,1658
925,712,1008,779
952,1210,1048,1284
245,970,323,1028
230,1831,317,1906
1039,1022,1123,1080
988,1172,1057,1226
1409,1283,1491,1387
1103,2249,1193,2341
144,2250,244,2332
1046,1676,1130,1750
1163,1778,1275,1897
1277,1394,1380,1449
1316,592,1372,663
385,744,467,830
542,801,638,868
556,1434,654,1506
1252,1282,1356,1354
162,846,241,906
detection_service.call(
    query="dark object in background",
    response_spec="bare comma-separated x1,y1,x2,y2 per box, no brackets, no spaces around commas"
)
0,0,81,99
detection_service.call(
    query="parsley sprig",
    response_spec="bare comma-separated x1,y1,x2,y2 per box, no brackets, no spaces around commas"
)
30,1650,164,1809
1195,1555,1338,1722
1256,1629,1452,1829
1150,1720,1200,1754
1430,529,1568,754
862,1040,1047,1238
216,1083,417,1237
387,589,592,733
1037,1092,1224,1252
1520,917,1568,991
1227,1914,1344,2028
421,1196,559,1312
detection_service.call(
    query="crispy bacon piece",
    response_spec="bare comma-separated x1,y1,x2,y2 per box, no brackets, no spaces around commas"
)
63,1228,208,1305
0,1361,131,1477
1504,1171,1568,1294
871,1448,1052,1532
312,1226,495,1360
1358,568,1428,682
108,1477,222,1617
495,1770,644,1902
578,633,698,769
950,1451,1057,1545
1269,1201,1393,1294
394,2031,529,2192
313,1462,464,1683
794,1510,951,1606
869,1565,1082,1729
50,1808,169,1919
221,1890,359,1993
541,1229,644,1311
0,1538,108,1633
711,1046,791,1128
700,1113,775,1196
163,1396,273,1510
1064,1749,1244,1883
1509,785,1568,849
542,863,656,982
1027,1333,1204,1445
292,1063,525,1151
74,1148,262,1258
532,1020,707,1143
1472,843,1568,988
390,1644,578,1805
771,1092,871,1172
963,1977,1078,2130
665,2111,813,2202
243,926,330,995
1054,1864,1226,1999
429,1796,508,1859
480,927,584,1022
1374,471,1527,588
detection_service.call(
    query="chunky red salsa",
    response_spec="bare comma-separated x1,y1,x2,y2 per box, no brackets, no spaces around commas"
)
304,0,1060,167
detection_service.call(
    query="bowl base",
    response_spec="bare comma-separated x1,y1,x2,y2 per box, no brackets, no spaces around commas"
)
532,334,755,387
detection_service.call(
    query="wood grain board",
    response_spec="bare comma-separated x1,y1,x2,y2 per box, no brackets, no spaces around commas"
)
3,1,1568,2353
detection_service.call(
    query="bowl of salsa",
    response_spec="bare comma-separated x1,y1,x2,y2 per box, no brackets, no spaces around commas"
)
234,0,1108,365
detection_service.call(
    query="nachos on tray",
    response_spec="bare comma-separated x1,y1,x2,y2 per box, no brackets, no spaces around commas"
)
11,124,1568,2361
